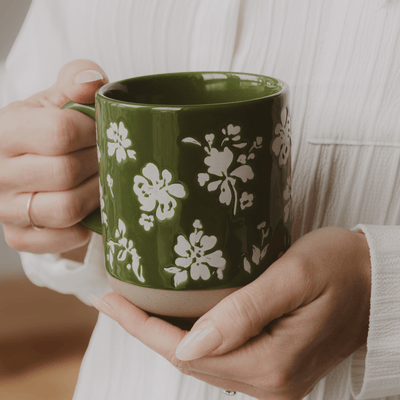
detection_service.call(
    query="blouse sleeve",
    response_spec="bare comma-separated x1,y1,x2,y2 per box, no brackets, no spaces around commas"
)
19,233,112,306
350,224,400,399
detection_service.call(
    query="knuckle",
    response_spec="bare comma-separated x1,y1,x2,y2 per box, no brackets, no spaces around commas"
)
49,110,78,155
227,290,264,336
56,191,84,226
290,255,311,287
53,155,80,189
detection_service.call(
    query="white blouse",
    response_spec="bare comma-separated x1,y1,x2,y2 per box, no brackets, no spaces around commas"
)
5,0,400,399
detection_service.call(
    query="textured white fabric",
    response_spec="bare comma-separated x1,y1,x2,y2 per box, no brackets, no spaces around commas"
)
19,233,111,305
352,225,400,399
4,0,400,399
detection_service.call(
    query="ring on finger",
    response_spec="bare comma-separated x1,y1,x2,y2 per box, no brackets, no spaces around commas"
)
27,192,44,231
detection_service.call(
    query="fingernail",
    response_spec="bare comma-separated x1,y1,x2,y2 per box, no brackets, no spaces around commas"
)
74,70,104,84
175,321,223,361
89,293,117,321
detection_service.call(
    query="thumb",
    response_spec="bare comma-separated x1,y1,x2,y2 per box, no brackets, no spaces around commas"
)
175,258,309,361
31,59,109,107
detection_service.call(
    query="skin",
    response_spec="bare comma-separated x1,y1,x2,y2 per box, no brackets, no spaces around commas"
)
0,60,108,260
1,60,372,398
101,227,371,400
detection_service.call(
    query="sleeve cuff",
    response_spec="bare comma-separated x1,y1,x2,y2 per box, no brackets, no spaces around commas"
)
19,233,112,305
350,224,400,399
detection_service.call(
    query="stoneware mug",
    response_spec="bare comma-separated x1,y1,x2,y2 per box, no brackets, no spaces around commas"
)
63,71,292,324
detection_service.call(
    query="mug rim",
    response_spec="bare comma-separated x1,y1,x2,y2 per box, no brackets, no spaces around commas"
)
97,71,288,108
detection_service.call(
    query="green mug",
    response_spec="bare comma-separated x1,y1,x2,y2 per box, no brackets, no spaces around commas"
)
63,71,291,322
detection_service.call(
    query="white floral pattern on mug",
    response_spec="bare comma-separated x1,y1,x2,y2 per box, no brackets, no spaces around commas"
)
164,220,226,287
133,163,186,225
243,222,270,274
183,124,262,215
139,213,154,231
283,175,292,223
107,218,145,282
107,174,114,197
99,179,107,226
271,108,291,166
107,122,137,163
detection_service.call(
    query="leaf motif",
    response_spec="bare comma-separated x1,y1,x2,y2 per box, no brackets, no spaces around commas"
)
261,244,269,260
207,180,222,192
117,249,128,261
257,221,266,230
174,270,188,287
127,149,136,159
252,245,261,265
182,137,202,146
118,219,126,235
244,258,252,274
230,165,254,182
232,143,247,148
164,267,181,274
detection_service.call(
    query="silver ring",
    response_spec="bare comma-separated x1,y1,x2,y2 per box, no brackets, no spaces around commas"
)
27,192,43,231
223,390,236,396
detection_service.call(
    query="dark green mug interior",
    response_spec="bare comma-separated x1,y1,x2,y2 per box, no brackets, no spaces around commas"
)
99,72,284,106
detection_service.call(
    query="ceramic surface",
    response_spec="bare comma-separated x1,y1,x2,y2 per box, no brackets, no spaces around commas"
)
63,72,292,292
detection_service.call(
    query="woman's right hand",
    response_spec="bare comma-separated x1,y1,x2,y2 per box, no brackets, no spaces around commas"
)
0,60,108,258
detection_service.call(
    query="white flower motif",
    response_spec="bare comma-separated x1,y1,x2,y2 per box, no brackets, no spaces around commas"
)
237,154,247,164
133,163,186,221
239,192,254,210
221,124,247,149
198,173,210,186
139,214,154,231
203,147,254,213
243,222,270,273
165,221,226,287
272,108,291,166
107,174,114,197
99,181,107,226
182,123,263,215
283,175,292,223
193,219,202,229
97,144,101,163
107,122,137,163
106,218,144,282
205,134,215,146
257,221,266,230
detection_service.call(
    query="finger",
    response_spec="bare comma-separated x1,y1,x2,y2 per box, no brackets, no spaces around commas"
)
3,105,96,156
101,292,186,362
174,253,318,361
28,59,109,108
174,300,334,396
3,223,92,254
1,146,98,192
174,331,278,386
0,174,100,228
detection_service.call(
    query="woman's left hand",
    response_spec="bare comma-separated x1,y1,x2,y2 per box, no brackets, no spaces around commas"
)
95,226,371,400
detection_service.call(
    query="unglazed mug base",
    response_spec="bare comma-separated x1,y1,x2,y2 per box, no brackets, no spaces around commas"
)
106,271,240,318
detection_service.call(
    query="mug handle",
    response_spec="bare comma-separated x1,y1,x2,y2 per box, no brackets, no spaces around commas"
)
61,101,103,235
